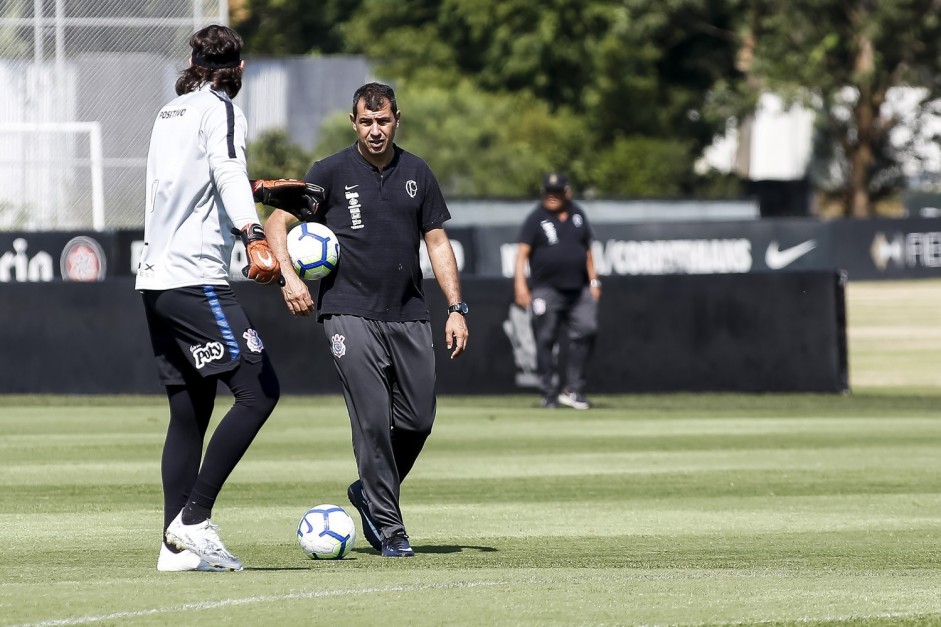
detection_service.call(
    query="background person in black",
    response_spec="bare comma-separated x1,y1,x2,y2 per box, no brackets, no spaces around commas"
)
514,172,601,409
265,82,468,558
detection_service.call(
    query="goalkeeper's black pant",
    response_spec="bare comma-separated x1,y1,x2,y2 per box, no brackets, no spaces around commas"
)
160,352,280,534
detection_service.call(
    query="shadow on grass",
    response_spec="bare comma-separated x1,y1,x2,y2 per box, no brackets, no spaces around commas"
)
415,545,497,554
345,544,498,557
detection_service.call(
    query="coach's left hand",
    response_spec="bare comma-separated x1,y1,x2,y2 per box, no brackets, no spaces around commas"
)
281,271,314,316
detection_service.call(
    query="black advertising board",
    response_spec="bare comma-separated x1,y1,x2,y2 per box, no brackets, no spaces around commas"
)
3,217,941,283
474,219,833,279
0,231,114,282
0,227,477,282
113,227,478,280
474,217,941,281
0,273,847,394
830,217,941,281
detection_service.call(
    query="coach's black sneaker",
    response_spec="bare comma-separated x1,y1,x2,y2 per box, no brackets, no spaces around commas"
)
540,396,559,409
347,480,382,551
381,531,415,558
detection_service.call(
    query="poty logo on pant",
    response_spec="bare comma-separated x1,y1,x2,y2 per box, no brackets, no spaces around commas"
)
191,341,225,369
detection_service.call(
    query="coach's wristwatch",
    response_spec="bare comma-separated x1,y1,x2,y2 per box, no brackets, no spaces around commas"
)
447,302,469,315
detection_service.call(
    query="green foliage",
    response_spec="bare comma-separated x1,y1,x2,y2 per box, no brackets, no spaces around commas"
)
312,111,357,159
0,0,30,57
746,0,941,215
233,0,941,207
322,0,743,198
246,128,314,180
691,170,745,199
589,136,693,197
245,129,315,219
232,0,363,54
314,80,593,198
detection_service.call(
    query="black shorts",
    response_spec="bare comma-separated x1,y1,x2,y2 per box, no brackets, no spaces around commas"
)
141,285,268,386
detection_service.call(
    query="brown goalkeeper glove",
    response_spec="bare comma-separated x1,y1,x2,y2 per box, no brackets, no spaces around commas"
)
251,178,324,221
233,224,281,285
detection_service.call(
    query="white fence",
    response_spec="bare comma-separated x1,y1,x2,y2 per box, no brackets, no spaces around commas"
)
0,0,227,230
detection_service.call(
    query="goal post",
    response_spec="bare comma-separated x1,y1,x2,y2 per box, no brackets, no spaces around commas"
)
0,122,105,230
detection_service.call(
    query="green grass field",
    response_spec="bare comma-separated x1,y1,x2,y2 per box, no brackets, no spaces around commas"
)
3,280,941,626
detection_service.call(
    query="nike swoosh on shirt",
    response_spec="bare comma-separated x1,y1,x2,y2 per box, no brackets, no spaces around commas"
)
765,240,817,270
345,184,359,191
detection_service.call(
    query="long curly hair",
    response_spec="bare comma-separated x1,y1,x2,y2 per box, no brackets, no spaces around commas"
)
175,25,243,98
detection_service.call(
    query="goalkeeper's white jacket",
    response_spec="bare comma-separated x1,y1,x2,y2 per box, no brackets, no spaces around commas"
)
135,83,259,291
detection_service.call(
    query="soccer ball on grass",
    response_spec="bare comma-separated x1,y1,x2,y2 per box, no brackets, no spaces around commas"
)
286,222,339,280
297,504,356,559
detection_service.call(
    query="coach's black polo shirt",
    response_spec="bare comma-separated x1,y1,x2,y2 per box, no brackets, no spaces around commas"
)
518,202,593,291
303,144,451,322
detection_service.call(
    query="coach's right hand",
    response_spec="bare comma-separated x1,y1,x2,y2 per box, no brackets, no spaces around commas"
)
263,208,314,316
281,271,314,317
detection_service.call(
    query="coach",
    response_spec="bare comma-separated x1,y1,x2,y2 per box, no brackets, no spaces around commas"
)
265,82,468,558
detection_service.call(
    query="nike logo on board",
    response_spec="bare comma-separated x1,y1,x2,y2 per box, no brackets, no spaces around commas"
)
765,240,817,270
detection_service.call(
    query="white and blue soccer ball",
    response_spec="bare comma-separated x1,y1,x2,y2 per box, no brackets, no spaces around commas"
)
286,222,339,280
297,504,356,559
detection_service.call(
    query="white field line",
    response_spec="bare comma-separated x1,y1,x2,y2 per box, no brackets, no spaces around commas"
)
8,574,939,627
10,580,511,627
672,611,936,627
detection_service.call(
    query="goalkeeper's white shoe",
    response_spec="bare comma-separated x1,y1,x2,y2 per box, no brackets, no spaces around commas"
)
156,543,228,572
165,512,244,571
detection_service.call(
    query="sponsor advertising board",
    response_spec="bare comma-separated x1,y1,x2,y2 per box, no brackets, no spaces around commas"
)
0,232,110,282
1,217,939,282
482,219,830,278
0,228,476,282
831,218,941,280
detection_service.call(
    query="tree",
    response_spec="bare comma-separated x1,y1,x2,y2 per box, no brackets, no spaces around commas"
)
744,0,941,216
230,0,363,54
341,0,744,197
246,129,314,180
246,129,315,218
313,79,593,198
234,0,746,198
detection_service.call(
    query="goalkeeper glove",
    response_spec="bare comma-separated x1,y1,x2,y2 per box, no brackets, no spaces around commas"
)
251,178,323,221
233,224,281,285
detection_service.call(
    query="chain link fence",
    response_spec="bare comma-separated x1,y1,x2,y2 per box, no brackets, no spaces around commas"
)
0,0,227,230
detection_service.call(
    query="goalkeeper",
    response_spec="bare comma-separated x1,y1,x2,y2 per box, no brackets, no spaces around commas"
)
136,25,281,573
